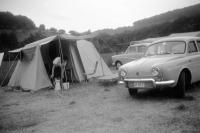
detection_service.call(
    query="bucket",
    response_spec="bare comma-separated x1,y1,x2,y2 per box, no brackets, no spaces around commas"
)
63,82,69,90
55,79,61,91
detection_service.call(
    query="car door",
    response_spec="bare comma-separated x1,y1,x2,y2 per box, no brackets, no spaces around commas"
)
187,40,200,83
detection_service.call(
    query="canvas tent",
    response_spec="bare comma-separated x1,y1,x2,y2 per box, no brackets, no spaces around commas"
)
0,34,113,91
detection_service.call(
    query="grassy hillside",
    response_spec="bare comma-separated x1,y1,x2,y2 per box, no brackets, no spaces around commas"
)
133,3,200,29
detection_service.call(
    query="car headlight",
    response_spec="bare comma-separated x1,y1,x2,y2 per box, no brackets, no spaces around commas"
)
119,69,127,78
151,67,163,81
152,67,160,76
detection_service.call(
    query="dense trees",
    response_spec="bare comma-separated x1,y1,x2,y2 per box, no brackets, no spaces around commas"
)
69,30,91,36
0,12,66,52
0,12,36,30
0,32,18,52
0,12,36,51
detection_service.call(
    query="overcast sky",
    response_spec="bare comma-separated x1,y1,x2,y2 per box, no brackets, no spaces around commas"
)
0,0,200,32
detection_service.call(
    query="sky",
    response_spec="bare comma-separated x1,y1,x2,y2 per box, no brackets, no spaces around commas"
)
0,0,200,33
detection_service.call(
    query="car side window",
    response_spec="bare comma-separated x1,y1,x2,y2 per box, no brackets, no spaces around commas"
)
188,41,198,53
138,46,146,53
197,40,200,52
126,46,136,54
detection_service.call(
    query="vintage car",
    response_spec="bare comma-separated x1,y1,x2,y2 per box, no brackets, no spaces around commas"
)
111,42,151,69
118,36,200,97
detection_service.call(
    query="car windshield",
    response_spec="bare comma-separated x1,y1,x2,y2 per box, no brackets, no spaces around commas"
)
145,41,186,56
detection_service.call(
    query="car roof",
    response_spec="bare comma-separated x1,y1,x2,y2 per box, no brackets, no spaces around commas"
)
153,36,200,43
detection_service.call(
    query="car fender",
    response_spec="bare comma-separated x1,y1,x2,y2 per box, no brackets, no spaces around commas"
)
160,60,191,87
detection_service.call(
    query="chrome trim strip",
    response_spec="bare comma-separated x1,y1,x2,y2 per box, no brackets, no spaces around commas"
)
119,78,175,88
155,80,175,86
124,78,155,82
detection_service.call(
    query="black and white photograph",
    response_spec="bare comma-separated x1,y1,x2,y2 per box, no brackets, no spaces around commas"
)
0,0,200,132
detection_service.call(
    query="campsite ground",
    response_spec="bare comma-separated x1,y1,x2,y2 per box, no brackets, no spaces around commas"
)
0,71,200,133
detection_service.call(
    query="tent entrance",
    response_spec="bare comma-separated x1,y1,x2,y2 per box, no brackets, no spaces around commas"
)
40,39,85,83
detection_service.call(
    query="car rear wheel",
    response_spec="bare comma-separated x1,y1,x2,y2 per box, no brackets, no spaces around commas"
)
175,71,186,98
116,61,122,70
128,88,138,97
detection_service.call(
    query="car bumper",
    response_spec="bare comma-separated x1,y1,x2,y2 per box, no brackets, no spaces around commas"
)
118,78,175,89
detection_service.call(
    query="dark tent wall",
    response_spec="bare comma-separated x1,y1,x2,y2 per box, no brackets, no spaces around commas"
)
40,39,85,82
0,52,20,86
67,40,85,82
0,60,18,86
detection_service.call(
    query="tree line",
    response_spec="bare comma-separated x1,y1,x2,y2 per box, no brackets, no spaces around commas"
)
91,15,200,53
0,12,66,52
0,12,36,30
0,12,200,53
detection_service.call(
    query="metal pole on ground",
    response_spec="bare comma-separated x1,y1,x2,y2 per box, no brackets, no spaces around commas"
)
57,33,67,91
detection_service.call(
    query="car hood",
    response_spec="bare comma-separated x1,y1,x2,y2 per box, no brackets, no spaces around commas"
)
120,54,183,78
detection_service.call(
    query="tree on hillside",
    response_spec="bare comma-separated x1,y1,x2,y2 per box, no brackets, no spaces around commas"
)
38,24,46,31
69,30,80,36
0,11,36,30
69,30,91,36
48,27,58,35
58,29,66,34
21,32,46,45
0,32,18,52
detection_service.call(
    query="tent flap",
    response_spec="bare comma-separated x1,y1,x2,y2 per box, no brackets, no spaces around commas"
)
77,40,112,79
8,45,52,91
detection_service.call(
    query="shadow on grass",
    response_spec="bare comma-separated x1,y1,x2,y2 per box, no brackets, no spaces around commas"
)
0,118,42,132
129,84,200,101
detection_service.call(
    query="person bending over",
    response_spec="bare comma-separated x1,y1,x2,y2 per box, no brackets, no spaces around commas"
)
51,57,67,90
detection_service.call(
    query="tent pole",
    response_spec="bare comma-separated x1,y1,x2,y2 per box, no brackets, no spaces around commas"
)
9,52,10,66
58,34,63,63
100,56,105,76
57,33,67,91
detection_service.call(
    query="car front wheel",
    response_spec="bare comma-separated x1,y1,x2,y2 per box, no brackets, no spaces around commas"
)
175,71,186,98
128,88,138,97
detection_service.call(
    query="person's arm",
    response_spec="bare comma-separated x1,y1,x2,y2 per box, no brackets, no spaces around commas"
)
51,65,55,78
